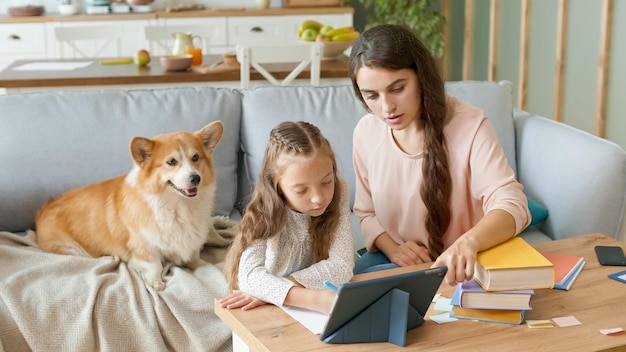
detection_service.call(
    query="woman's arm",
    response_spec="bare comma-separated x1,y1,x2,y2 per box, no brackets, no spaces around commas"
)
432,117,529,285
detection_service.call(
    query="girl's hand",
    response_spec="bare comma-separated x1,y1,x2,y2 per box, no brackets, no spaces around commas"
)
218,290,267,311
390,241,431,266
431,236,478,286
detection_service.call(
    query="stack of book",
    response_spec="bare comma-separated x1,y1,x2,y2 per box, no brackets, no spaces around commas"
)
450,237,556,324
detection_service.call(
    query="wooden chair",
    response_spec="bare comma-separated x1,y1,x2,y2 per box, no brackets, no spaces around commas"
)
54,26,124,58
235,42,322,89
144,24,215,56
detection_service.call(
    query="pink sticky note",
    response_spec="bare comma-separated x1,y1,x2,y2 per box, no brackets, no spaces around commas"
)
552,316,582,327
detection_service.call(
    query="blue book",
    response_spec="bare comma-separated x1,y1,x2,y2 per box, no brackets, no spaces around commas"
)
553,258,585,290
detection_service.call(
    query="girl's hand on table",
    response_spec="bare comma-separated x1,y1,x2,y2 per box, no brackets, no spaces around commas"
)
219,290,267,311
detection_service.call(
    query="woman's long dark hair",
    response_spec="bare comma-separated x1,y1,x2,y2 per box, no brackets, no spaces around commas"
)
349,24,451,260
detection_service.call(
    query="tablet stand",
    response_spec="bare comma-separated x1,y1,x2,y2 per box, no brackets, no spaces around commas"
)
322,287,424,346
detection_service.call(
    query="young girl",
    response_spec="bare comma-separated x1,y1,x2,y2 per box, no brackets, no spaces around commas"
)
349,24,531,285
219,121,354,314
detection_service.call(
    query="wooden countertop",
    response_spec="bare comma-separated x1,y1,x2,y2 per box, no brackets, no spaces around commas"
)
0,6,354,23
0,54,350,89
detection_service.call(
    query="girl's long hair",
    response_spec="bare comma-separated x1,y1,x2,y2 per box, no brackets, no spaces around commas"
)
349,24,451,260
225,121,343,290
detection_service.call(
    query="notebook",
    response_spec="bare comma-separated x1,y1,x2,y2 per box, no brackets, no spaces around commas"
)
319,266,447,344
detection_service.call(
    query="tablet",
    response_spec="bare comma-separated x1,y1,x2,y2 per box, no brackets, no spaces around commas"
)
319,266,447,343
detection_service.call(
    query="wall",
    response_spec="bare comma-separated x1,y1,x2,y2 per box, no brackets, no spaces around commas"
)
447,0,626,151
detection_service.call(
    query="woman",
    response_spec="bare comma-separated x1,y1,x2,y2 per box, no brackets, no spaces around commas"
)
349,24,531,285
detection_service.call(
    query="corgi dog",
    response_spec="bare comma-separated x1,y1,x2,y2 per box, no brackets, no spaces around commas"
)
36,121,224,291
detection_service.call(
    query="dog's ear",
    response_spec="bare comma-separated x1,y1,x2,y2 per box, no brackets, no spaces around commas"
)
129,137,154,166
198,121,224,151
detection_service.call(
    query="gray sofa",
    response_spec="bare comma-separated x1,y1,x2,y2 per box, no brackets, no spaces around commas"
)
1,81,625,351
1,80,625,246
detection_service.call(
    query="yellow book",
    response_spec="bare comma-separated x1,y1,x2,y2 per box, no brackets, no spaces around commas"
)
474,237,555,291
451,306,526,325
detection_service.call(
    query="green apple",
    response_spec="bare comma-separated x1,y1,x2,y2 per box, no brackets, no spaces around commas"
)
319,25,334,35
134,49,151,67
300,28,318,42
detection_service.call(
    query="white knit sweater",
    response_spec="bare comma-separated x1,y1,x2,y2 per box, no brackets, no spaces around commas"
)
237,178,354,306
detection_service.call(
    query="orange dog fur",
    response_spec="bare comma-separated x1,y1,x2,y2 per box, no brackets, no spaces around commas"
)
35,121,224,291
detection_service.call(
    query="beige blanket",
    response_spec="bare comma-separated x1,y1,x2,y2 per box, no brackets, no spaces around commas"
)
0,216,238,352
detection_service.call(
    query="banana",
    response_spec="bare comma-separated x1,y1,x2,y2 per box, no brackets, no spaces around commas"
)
331,31,360,42
326,26,355,38
297,20,324,36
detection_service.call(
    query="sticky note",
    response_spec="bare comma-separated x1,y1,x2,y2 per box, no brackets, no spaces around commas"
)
429,312,458,324
552,316,582,327
434,297,453,312
526,320,554,328
600,327,624,335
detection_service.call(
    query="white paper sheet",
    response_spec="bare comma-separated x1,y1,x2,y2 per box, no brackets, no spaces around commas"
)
280,306,329,335
12,62,93,71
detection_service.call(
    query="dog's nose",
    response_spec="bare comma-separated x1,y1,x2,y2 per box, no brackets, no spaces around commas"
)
189,174,201,185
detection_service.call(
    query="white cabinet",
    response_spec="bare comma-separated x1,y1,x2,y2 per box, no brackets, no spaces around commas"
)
0,23,51,70
0,10,353,69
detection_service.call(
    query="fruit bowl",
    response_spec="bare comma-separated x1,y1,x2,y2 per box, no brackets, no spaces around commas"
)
160,55,193,71
300,39,356,59
320,39,356,59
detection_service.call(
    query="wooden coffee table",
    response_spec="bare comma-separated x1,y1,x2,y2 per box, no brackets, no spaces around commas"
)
215,233,626,351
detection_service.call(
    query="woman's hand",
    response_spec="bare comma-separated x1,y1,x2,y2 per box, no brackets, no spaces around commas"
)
389,241,432,266
431,236,478,286
218,290,267,311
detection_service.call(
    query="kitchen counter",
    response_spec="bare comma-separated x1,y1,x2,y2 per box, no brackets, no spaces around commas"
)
0,6,353,23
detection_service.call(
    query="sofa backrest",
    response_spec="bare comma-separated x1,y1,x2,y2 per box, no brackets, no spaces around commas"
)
238,81,517,211
445,80,516,174
238,85,368,211
0,87,242,233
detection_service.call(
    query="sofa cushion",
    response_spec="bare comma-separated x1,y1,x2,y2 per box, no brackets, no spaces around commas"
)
239,85,368,209
527,195,549,227
445,80,517,174
0,87,242,233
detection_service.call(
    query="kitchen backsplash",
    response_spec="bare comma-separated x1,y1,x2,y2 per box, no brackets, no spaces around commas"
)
1,0,284,14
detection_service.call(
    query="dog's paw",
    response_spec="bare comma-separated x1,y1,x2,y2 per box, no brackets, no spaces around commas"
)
186,257,209,269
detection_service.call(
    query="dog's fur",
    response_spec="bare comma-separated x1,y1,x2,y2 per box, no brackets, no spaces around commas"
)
36,121,224,291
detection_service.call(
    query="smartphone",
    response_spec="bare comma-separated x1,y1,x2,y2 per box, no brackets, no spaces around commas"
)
595,246,626,266
355,247,367,258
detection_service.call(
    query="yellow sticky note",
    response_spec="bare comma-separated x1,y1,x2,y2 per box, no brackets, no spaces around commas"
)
526,320,554,328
